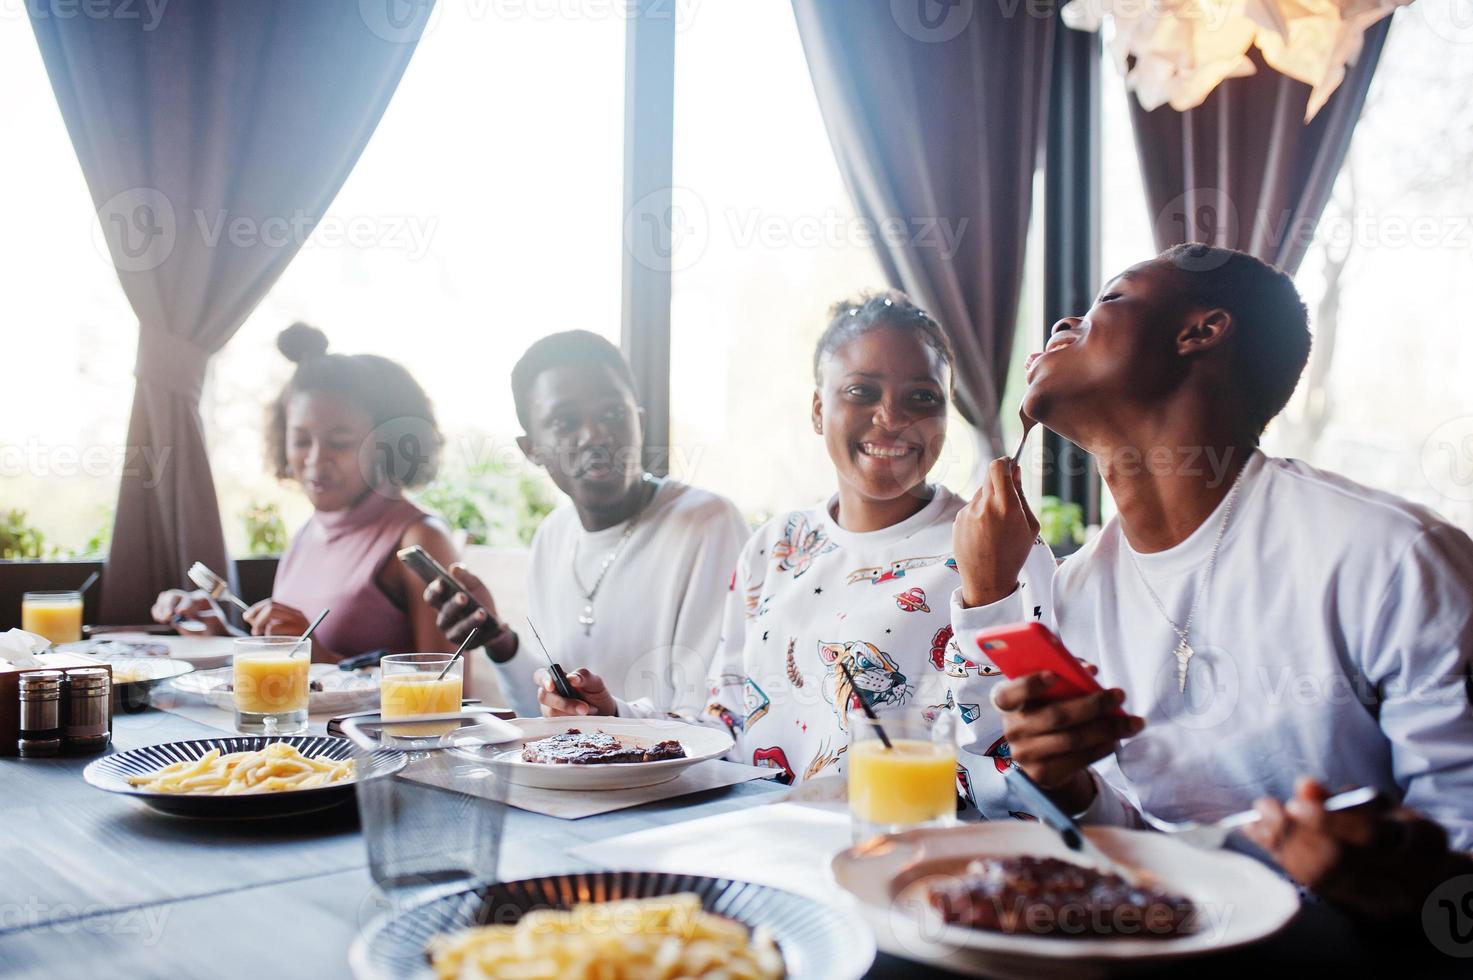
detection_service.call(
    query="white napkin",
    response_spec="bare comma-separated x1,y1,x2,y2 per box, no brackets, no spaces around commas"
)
0,629,51,669
566,801,854,902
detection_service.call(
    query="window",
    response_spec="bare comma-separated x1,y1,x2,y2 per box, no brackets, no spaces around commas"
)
667,0,995,522
1096,5,1473,532
207,5,626,551
1260,3,1473,531
0,24,134,556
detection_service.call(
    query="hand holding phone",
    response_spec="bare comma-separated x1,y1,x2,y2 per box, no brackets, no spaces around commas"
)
398,546,501,646
974,622,1125,718
980,623,1143,812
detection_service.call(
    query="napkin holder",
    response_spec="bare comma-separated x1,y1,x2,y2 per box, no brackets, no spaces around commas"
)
0,653,113,756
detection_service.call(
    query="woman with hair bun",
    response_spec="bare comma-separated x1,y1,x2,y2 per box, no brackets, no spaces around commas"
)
150,323,459,662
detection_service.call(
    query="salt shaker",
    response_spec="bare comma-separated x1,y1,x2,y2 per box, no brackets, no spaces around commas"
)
18,670,64,758
64,667,112,754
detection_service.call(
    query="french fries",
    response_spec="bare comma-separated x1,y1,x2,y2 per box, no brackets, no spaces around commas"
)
428,894,785,979
125,742,355,795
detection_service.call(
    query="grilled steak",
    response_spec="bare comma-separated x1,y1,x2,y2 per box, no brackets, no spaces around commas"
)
520,729,687,765
927,856,1194,938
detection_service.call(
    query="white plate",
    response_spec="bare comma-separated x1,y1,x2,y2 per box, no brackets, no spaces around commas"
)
449,716,734,791
831,822,1300,980
170,662,382,715
65,632,235,670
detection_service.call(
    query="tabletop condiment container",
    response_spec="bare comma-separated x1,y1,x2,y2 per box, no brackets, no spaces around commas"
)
18,670,64,757
63,666,112,753
0,655,114,757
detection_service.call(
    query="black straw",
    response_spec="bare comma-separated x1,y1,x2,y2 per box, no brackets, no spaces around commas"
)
839,661,893,750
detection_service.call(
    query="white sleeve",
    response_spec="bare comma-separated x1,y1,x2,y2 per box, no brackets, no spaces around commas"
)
617,504,750,720
490,525,550,718
696,533,762,758
947,538,1059,820
1363,524,1473,850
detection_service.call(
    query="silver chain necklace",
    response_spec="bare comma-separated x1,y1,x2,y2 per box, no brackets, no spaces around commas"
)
571,475,655,636
1125,469,1246,694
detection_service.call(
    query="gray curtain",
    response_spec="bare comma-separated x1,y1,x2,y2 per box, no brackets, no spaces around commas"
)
792,0,1055,457
1130,20,1392,273
30,0,434,622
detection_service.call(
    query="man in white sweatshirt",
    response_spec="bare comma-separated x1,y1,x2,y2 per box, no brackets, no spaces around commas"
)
950,244,1473,924
426,331,748,717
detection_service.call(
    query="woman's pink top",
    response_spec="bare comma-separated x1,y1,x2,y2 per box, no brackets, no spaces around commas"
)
272,492,432,657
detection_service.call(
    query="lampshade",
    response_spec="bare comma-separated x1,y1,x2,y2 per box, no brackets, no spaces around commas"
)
1062,0,1410,120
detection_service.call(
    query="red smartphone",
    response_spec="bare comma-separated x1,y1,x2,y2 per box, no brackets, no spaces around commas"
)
974,623,1125,716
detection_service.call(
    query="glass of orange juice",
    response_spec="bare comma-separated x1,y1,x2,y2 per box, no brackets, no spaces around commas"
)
233,636,310,735
848,710,958,842
21,591,84,646
380,653,464,738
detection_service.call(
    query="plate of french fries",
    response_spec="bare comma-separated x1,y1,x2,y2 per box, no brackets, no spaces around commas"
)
350,870,875,980
82,735,405,819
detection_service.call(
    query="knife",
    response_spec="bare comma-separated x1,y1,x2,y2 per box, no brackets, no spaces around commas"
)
1004,764,1143,884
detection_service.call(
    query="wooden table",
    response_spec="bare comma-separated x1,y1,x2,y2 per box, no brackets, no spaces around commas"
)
0,695,1460,977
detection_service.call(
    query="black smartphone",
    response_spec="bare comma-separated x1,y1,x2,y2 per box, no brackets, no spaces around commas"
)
397,546,497,640
397,545,464,595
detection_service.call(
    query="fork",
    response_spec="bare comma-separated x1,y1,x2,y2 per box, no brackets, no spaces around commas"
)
1139,786,1383,849
187,561,252,613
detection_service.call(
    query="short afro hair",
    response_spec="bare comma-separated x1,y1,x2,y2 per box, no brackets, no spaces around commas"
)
813,289,955,385
1158,244,1310,437
510,330,639,431
266,323,444,488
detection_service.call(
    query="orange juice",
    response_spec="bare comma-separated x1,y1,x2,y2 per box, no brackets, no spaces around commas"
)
233,656,310,714
381,671,463,736
21,592,83,645
848,738,958,826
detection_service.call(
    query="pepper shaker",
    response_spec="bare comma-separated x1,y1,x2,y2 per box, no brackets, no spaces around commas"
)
18,670,64,758
64,667,112,754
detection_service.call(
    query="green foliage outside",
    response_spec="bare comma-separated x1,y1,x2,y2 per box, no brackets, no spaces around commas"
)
1,508,111,560
417,456,556,547
1038,495,1085,549
241,500,289,556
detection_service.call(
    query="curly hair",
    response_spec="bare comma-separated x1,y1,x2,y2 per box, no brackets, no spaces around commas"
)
813,289,955,385
265,323,444,489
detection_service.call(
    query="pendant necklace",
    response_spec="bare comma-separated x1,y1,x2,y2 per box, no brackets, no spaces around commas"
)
1126,469,1245,693
571,474,655,636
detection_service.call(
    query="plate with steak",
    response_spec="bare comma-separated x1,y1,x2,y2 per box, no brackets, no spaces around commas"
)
519,729,687,765
832,822,1299,975
449,716,732,791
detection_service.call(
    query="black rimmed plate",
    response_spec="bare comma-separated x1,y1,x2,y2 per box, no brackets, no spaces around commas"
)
82,735,405,820
105,656,196,712
349,870,876,980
